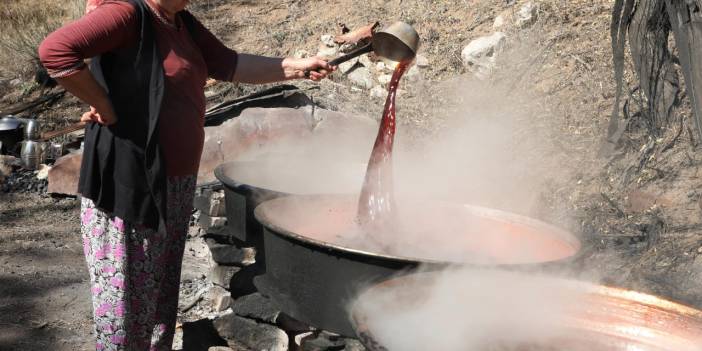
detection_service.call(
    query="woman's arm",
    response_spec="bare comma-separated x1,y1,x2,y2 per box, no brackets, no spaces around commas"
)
232,54,333,83
38,1,138,125
185,13,334,84
56,69,117,125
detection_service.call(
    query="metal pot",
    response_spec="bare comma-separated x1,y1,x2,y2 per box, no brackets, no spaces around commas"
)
0,115,24,154
350,271,702,351
253,194,581,336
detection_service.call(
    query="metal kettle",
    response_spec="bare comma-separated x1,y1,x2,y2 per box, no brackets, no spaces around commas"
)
19,119,46,170
20,140,45,170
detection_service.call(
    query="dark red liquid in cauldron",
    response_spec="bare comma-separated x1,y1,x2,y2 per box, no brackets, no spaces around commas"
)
356,60,411,233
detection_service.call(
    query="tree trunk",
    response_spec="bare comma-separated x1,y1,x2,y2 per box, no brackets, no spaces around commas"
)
629,0,679,135
665,0,702,141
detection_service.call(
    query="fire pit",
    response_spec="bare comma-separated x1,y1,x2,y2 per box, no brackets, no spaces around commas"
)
253,194,581,336
350,270,702,351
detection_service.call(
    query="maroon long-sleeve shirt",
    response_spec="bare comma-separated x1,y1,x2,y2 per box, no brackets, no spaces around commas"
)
39,0,238,176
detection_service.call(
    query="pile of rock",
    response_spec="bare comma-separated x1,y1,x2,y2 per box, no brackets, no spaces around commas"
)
191,186,365,351
461,1,538,79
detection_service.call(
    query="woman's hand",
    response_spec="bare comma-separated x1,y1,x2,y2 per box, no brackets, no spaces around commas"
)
282,57,335,81
54,68,118,125
81,105,118,125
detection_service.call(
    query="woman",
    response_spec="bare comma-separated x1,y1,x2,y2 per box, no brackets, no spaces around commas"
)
38,0,333,349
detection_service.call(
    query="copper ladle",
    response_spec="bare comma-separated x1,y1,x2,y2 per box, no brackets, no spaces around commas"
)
307,21,420,75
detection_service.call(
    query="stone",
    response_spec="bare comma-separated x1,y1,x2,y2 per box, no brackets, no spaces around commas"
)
461,32,506,68
209,264,241,288
320,34,336,47
515,2,538,28
415,54,429,68
215,294,233,312
205,238,256,266
194,188,227,217
294,332,315,347
346,66,374,89
199,214,228,235
293,49,310,58
300,331,346,351
230,293,280,324
35,164,51,180
205,89,219,99
375,61,387,72
337,58,359,74
213,312,289,351
377,74,392,85
339,42,356,53
47,151,82,196
208,347,234,351
342,338,366,351
208,285,233,312
384,60,399,71
317,44,338,58
493,14,506,29
369,86,387,99
461,32,506,78
358,54,374,69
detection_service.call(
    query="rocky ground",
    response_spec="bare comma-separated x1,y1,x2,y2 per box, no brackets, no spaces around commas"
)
2,0,702,349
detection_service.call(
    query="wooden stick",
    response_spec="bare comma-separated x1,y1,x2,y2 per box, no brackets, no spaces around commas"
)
40,122,85,141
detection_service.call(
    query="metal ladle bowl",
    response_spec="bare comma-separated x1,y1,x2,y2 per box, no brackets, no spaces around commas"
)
307,21,420,76
371,21,420,63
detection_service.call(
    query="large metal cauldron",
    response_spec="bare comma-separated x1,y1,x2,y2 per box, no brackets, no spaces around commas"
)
350,271,702,351
254,194,581,336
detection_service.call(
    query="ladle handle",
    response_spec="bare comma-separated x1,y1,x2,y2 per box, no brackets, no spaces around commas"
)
305,43,373,77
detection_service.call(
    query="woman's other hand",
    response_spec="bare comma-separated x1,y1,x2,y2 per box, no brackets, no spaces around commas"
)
282,57,335,81
81,105,118,125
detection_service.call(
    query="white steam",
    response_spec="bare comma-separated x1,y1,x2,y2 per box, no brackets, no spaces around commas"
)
350,268,702,351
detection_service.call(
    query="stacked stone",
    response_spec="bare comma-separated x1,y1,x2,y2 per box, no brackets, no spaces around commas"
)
193,185,366,351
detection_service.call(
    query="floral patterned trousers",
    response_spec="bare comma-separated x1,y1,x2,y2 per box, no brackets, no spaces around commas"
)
80,175,196,351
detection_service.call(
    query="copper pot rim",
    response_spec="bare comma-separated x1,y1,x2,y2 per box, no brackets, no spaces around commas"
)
349,271,702,351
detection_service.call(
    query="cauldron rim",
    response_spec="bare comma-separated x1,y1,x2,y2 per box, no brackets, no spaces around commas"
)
215,162,259,195
254,194,582,266
349,271,702,351
214,160,366,196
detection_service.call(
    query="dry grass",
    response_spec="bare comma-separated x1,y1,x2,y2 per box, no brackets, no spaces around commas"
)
0,0,84,80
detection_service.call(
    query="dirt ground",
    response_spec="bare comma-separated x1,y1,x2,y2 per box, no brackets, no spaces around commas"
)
2,0,702,349
0,193,92,350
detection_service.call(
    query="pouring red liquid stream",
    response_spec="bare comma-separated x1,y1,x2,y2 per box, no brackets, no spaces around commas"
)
357,60,411,233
